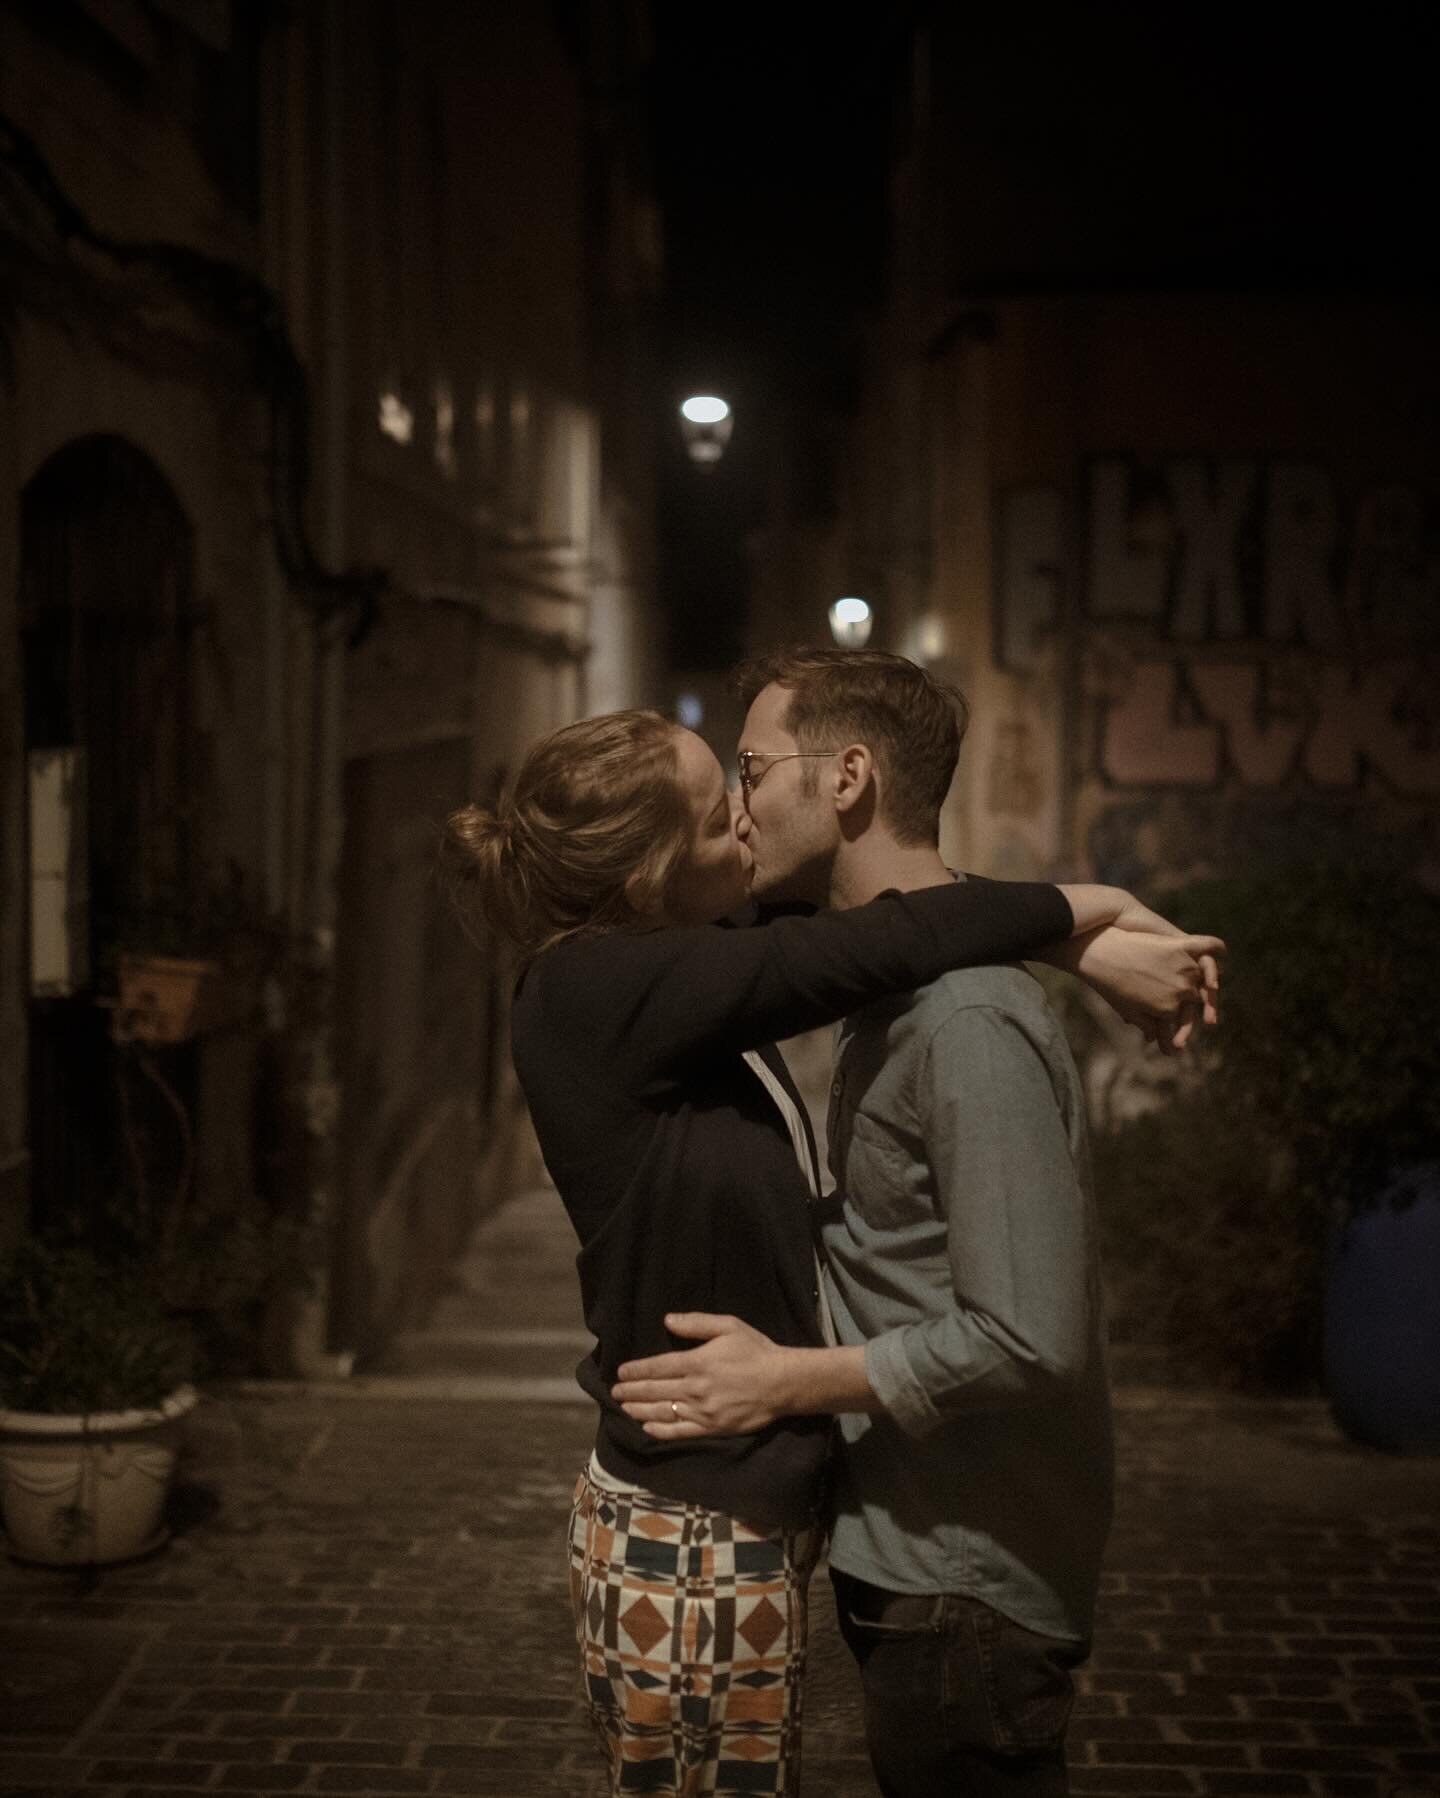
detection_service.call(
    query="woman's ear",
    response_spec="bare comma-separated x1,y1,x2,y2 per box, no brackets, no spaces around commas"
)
623,864,659,920
832,743,875,814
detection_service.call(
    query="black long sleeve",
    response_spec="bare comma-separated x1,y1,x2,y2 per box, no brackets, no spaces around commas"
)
528,876,1073,1086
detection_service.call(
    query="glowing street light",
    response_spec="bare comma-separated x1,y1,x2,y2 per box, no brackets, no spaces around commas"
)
829,596,873,648
679,394,733,465
681,396,730,424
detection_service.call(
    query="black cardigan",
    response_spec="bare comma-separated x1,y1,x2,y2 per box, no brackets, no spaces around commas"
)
510,877,1074,1530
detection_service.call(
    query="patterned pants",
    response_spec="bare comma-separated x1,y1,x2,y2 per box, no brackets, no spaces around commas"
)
568,1463,820,1796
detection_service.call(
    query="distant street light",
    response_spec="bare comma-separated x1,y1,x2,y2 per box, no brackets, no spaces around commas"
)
679,394,733,465
829,596,873,648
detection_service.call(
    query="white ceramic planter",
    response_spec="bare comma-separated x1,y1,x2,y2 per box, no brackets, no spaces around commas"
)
0,1385,197,1566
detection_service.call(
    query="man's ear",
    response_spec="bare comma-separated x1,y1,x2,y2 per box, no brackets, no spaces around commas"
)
832,743,875,815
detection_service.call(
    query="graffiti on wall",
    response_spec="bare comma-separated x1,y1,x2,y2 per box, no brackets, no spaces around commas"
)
997,459,1440,793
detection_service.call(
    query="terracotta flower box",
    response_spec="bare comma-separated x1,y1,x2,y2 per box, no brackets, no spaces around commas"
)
114,953,243,1045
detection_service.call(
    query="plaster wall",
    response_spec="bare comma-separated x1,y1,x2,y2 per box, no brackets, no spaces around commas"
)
2,0,660,1360
0,6,281,1251
977,295,1440,888
757,287,1439,898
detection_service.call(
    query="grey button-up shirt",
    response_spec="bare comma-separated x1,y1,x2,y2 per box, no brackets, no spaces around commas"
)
820,961,1114,1644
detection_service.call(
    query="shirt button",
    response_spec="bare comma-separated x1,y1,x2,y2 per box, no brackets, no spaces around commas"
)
831,1079,842,1095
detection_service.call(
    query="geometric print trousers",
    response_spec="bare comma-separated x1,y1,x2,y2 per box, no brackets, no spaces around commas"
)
568,1463,820,1796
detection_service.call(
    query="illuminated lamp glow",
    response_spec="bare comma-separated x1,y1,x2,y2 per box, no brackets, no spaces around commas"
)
681,395,731,425
378,392,414,445
829,595,874,648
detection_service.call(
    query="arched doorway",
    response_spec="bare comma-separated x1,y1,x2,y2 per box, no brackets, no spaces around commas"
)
21,435,196,1236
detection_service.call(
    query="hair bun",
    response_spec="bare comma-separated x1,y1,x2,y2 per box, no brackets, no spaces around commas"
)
440,708,688,960
441,802,509,880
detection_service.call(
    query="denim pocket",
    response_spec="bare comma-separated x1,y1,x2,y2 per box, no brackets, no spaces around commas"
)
963,1601,1083,1752
844,1609,940,1640
837,1577,946,1639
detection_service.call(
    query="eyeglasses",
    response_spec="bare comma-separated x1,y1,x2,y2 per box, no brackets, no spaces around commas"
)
736,749,841,805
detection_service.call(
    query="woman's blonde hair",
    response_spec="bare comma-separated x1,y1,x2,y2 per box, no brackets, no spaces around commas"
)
441,710,692,961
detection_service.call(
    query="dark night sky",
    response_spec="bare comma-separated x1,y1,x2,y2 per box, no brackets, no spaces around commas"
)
651,3,908,386
650,2,914,671
648,1,1438,672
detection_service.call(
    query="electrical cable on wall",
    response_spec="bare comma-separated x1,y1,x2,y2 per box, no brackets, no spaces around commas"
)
0,109,385,645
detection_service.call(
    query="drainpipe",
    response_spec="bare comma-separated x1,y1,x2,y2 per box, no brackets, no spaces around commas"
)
279,0,352,1379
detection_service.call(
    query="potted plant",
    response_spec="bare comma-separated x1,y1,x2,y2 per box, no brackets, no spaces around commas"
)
107,863,285,1047
1092,863,1440,1444
0,1239,197,1565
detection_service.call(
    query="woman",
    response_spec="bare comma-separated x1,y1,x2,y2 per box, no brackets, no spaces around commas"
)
444,708,1214,1798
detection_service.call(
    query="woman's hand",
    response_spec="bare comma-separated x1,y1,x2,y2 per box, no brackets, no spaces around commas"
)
1064,924,1223,1051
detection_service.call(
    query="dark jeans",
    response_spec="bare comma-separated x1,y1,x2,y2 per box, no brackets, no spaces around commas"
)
831,1568,1087,1797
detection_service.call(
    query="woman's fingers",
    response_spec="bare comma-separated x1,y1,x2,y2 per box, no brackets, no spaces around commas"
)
1175,940,1222,1031
1199,953,1221,1024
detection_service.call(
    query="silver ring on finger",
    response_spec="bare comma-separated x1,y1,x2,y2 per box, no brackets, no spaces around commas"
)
670,1400,682,1421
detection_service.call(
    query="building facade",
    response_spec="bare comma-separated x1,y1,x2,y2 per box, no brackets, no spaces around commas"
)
751,17,1440,896
1,0,662,1365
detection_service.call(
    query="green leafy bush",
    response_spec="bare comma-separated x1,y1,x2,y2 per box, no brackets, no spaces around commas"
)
1094,1092,1326,1387
1092,863,1440,1388
0,1238,195,1415
1167,865,1440,1207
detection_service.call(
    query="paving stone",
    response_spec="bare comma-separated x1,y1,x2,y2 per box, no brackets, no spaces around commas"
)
312,1771,433,1793
216,1771,306,1792
86,1765,216,1787
1093,1742,1249,1768
203,1741,288,1762
1198,1775,1309,1795
1071,1716,1167,1743
285,1741,408,1765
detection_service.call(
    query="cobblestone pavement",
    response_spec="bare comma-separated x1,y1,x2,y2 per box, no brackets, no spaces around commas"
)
2,1187,1437,1798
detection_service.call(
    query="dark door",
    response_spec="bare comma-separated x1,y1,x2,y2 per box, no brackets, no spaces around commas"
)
21,435,195,1237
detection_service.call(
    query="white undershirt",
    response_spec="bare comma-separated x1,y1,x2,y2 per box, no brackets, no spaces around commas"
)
742,1049,838,1347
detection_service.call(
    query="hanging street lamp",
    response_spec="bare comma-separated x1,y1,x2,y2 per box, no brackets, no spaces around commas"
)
679,394,733,466
829,595,873,647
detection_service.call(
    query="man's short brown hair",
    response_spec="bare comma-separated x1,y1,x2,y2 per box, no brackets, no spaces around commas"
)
735,647,968,846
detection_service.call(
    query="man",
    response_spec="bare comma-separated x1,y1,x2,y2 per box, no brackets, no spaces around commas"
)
613,648,1217,1795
